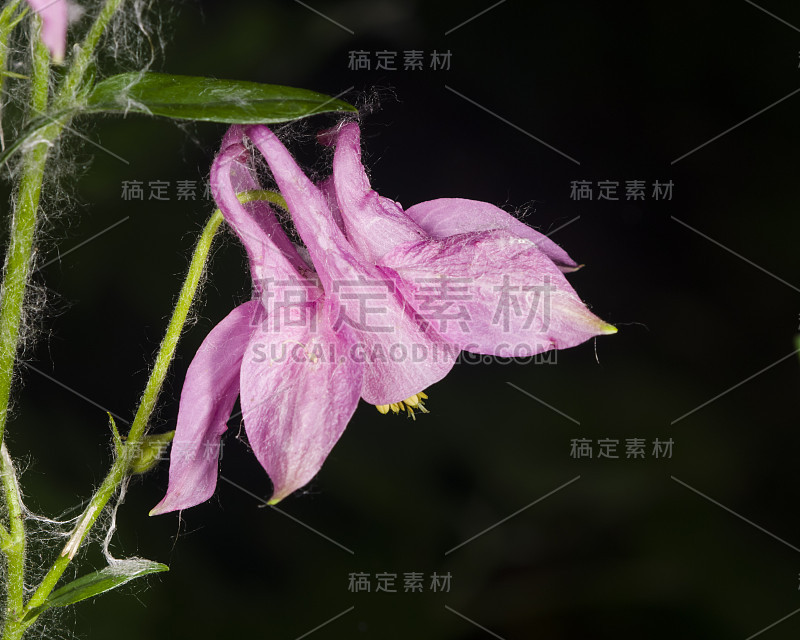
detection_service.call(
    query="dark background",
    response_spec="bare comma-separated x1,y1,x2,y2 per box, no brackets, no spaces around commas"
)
6,0,800,638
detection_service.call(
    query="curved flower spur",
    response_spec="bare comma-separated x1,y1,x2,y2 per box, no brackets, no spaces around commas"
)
153,123,616,513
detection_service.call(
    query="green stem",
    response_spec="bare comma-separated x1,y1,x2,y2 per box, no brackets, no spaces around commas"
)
0,23,48,639
0,0,128,452
127,210,224,442
21,189,277,621
0,3,145,637
0,443,25,640
0,15,51,451
26,11,50,113
21,208,221,617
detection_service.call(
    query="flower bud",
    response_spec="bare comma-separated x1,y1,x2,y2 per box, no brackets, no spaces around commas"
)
129,431,174,474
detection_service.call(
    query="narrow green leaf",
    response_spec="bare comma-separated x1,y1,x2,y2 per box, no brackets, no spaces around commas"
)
86,72,356,123
0,74,353,168
23,558,168,622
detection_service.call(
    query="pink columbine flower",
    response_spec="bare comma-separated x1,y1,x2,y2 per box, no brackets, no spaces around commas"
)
152,122,616,514
151,125,456,513
320,122,616,361
26,0,68,63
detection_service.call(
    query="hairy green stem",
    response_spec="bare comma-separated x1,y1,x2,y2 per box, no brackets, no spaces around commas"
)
0,22,48,640
19,190,277,625
8,206,221,635
127,210,224,443
0,0,128,453
0,3,129,637
2,186,277,636
0,14,51,454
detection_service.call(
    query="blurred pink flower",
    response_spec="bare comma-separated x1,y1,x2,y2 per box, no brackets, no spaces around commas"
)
27,0,68,62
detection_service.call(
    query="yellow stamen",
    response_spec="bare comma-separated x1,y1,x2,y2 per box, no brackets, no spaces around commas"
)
404,394,419,407
374,390,430,419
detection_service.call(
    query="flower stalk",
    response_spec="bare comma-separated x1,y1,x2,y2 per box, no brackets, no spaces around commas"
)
18,207,221,621
4,191,277,636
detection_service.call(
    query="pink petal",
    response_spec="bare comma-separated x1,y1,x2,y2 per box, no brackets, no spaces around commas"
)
383,230,616,357
27,0,68,62
405,198,581,273
240,305,362,504
150,301,260,515
245,125,457,404
341,268,460,405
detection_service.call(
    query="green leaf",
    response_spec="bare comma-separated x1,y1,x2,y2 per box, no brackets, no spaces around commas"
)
0,74,354,168
23,558,168,623
86,72,356,123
